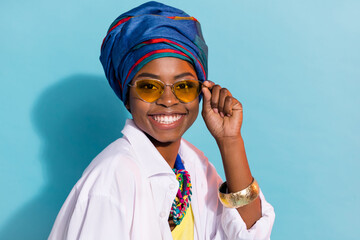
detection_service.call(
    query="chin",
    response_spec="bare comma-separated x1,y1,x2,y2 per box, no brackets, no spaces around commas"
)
145,132,183,146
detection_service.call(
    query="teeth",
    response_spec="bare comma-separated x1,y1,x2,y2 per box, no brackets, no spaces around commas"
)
153,114,182,124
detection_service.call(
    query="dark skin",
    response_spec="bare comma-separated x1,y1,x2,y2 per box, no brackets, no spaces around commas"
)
202,81,262,229
127,57,261,230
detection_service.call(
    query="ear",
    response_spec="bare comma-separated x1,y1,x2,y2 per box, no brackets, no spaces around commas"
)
125,101,131,113
124,89,131,112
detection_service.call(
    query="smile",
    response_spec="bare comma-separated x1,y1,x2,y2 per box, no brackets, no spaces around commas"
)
151,114,184,125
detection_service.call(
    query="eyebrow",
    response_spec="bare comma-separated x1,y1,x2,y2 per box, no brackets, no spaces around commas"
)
135,72,196,80
174,72,196,79
135,73,160,79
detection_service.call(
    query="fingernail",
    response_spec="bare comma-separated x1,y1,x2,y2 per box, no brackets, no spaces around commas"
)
226,113,231,117
220,112,224,118
213,108,218,114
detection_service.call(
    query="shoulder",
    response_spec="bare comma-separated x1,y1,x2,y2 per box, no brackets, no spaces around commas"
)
180,138,222,181
49,136,144,238
180,138,207,163
83,137,138,175
74,136,143,202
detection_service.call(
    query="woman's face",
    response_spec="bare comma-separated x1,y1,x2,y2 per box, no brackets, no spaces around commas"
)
127,57,199,145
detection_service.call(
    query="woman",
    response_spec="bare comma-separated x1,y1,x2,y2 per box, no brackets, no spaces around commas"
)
49,1,275,239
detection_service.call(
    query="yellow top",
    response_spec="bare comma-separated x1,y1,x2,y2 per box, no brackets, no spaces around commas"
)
171,205,194,240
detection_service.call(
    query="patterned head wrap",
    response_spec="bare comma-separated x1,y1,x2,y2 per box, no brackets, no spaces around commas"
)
100,1,208,103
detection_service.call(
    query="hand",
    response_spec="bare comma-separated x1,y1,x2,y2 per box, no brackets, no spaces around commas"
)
202,81,261,228
201,81,243,141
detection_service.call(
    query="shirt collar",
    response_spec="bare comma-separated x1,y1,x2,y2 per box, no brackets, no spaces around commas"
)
121,119,196,178
121,119,173,178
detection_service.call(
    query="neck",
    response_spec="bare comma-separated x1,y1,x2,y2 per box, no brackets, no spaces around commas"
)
146,135,181,169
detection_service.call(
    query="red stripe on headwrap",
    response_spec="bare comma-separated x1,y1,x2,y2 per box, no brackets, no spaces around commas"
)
101,16,197,50
167,16,198,22
141,38,206,80
101,16,133,49
107,16,133,34
122,49,190,89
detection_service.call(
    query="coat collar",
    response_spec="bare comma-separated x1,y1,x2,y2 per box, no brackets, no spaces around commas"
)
121,119,195,178
122,119,173,178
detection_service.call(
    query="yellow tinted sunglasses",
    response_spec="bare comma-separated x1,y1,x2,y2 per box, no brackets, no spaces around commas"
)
128,79,202,103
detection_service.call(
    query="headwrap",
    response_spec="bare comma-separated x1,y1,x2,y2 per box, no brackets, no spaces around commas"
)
100,1,208,103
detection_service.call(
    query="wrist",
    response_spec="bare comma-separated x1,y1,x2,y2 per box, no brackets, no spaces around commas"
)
215,135,246,158
215,135,244,146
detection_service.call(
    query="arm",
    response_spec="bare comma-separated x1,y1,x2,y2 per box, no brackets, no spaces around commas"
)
201,81,261,229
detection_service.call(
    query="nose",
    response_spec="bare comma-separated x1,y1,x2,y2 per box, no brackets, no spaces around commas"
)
156,85,179,107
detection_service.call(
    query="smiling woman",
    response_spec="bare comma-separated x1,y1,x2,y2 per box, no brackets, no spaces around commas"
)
127,57,200,156
48,1,275,239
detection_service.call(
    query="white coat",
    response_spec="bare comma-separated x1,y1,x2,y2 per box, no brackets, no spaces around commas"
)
49,119,275,240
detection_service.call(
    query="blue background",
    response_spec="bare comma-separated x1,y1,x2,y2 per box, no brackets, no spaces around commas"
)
1,0,359,239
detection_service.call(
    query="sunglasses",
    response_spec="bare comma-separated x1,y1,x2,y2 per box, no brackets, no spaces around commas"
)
128,79,202,103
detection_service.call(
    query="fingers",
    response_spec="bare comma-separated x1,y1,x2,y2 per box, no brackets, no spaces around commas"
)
201,80,217,113
201,84,212,112
218,88,233,117
210,85,221,114
202,80,215,89
224,96,243,116
202,80,240,118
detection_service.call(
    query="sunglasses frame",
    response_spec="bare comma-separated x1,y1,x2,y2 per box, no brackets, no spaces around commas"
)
128,79,203,103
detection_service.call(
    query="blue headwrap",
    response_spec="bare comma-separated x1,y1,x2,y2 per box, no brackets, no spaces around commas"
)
100,1,208,103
